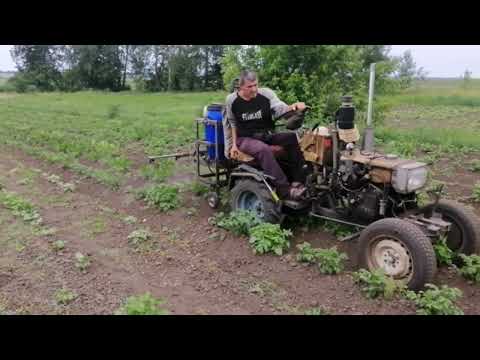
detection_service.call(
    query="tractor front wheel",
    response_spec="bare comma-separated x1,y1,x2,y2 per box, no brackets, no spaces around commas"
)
358,218,437,291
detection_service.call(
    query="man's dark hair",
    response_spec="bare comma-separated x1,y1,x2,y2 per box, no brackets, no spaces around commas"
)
239,70,257,86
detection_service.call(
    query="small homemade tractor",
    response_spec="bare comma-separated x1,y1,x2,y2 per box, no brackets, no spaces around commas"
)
149,68,480,291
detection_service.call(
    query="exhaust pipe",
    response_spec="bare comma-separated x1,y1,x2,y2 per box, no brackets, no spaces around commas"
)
363,63,376,153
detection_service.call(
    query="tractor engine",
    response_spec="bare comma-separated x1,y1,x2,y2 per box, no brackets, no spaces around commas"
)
300,95,429,224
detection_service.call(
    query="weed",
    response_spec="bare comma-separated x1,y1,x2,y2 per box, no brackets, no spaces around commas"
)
51,240,65,252
36,227,57,237
74,252,91,272
304,307,329,315
405,284,463,315
123,215,137,225
473,183,480,203
458,254,480,283
115,293,169,315
46,174,61,184
140,160,174,183
321,221,355,239
62,183,76,192
137,184,180,212
190,181,210,196
249,223,292,256
242,279,279,299
55,288,77,305
0,190,42,225
45,173,76,192
184,207,198,217
127,229,152,248
353,269,405,300
17,178,32,186
107,104,120,119
215,210,263,237
90,218,106,236
468,160,480,172
68,162,120,190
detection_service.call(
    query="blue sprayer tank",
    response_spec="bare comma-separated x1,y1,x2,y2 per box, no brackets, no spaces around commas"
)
204,104,225,161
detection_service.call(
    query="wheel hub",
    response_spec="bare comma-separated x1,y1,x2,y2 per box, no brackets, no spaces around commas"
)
238,191,264,218
373,239,411,278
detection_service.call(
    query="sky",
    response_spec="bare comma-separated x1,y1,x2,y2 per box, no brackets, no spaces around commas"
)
0,45,479,78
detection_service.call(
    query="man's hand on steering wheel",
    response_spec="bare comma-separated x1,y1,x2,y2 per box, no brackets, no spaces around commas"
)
289,102,307,112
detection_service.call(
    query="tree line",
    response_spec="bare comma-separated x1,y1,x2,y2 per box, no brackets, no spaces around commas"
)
8,45,422,115
9,45,225,92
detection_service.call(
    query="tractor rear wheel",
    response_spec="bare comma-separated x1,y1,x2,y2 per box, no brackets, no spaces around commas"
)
420,200,480,255
230,179,282,224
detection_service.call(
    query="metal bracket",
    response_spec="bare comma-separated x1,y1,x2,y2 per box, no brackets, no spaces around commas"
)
404,213,451,239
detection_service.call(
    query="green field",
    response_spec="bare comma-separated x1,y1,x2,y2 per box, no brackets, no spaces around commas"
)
377,79,480,157
0,80,479,186
0,91,226,187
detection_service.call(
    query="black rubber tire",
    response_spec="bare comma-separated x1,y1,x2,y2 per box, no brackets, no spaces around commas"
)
206,192,220,209
358,218,437,291
230,179,282,224
421,200,480,255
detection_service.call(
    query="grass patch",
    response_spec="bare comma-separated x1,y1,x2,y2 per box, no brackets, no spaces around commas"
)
115,293,169,315
0,189,43,226
296,242,348,274
473,183,480,203
127,229,153,251
123,215,137,224
51,240,65,252
74,252,91,273
0,91,226,183
140,160,175,183
55,288,77,305
469,160,480,173
136,184,180,212
304,307,330,315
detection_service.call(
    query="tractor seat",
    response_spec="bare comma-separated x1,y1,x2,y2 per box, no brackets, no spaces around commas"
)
231,145,287,164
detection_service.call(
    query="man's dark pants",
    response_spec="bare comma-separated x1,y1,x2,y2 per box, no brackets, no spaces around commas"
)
236,132,306,198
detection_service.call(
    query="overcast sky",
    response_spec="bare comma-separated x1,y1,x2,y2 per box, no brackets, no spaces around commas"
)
0,45,479,78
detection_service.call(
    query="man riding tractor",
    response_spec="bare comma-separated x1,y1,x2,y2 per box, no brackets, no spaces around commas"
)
224,70,308,201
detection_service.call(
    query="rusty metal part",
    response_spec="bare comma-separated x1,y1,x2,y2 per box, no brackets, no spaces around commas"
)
341,148,421,170
369,167,392,184
403,213,451,239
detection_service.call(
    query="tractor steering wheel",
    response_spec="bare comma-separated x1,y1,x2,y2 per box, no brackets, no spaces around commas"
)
275,106,311,130
276,105,311,120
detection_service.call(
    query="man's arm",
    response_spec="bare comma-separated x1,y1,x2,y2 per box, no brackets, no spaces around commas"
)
259,88,306,118
225,93,240,158
231,127,239,158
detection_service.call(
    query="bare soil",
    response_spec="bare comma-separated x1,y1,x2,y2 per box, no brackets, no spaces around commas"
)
1,145,480,315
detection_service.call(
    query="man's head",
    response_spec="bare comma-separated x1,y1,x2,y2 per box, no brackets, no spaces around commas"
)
238,70,258,100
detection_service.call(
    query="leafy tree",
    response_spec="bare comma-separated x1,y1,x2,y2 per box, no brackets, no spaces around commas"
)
10,45,64,91
397,50,417,89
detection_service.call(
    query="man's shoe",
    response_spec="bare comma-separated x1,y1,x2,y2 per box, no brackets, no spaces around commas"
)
288,186,307,200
